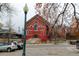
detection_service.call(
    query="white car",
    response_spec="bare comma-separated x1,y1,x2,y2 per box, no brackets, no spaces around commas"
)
13,41,23,50
0,42,17,52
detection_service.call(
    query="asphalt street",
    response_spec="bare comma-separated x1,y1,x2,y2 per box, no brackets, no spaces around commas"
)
0,44,79,56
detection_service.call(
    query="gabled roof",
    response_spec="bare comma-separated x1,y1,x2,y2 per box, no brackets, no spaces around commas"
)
26,14,50,26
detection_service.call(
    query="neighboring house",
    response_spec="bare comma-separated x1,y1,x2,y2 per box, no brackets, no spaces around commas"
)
26,14,50,41
70,16,78,33
0,27,22,39
0,20,4,29
66,16,79,39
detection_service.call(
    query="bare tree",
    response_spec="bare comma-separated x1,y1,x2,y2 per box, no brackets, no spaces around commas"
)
35,3,79,27
0,3,14,15
0,3,15,43
6,16,15,43
35,3,79,43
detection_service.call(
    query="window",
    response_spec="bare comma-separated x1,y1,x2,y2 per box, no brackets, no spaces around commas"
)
34,23,38,30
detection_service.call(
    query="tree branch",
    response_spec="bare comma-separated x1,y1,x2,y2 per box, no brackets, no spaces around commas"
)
71,3,76,16
52,3,68,28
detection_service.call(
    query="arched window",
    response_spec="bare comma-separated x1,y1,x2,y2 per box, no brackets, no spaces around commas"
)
34,23,38,30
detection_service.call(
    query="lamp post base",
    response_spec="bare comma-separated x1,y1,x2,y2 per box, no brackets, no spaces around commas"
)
22,53,26,56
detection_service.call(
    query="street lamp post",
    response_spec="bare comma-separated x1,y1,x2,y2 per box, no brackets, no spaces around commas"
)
22,4,28,56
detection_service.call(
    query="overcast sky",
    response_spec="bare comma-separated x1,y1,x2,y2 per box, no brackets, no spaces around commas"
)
1,2,79,34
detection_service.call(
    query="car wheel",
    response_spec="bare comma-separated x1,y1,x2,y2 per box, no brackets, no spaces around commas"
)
7,48,11,52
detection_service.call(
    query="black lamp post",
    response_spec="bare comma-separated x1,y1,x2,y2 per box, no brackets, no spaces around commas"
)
22,4,28,56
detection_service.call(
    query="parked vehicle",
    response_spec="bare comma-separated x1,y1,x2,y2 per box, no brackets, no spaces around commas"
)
69,40,76,45
13,41,23,50
76,40,79,49
0,42,17,52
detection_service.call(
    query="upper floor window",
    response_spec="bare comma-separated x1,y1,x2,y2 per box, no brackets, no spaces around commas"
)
34,23,38,30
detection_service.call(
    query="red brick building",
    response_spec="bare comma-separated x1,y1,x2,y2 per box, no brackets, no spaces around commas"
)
26,14,50,41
